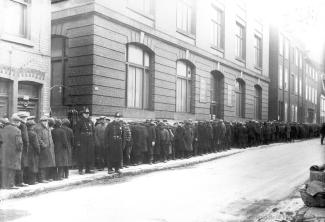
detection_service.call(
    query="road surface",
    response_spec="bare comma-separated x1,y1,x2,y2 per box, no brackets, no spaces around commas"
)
1,139,324,222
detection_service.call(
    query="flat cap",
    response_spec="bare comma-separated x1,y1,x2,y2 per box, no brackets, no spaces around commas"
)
17,111,29,118
40,116,49,121
11,113,22,122
114,112,122,118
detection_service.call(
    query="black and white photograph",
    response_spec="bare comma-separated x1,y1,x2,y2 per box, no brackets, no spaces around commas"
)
1,0,325,221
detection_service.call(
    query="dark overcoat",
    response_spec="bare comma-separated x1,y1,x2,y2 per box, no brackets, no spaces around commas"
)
34,124,56,168
104,121,123,165
20,122,29,167
183,124,193,151
52,126,69,167
62,125,74,166
27,128,40,173
1,124,23,170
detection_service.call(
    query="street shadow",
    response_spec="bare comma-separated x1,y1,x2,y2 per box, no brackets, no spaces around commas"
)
0,209,30,221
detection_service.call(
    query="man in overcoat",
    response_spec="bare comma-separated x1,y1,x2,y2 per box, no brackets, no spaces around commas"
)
26,120,40,185
104,112,124,173
34,116,56,182
75,107,95,174
16,112,29,186
1,115,23,189
94,116,107,170
62,119,74,178
52,119,69,180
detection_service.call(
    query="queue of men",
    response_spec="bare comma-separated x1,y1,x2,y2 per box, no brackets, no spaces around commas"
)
0,106,321,189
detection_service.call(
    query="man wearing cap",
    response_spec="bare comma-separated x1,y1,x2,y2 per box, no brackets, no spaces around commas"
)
104,112,124,174
16,112,30,186
34,116,56,182
94,116,107,170
75,107,95,174
1,114,23,189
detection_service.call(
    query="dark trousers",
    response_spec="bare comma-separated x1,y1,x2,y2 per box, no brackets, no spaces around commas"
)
27,170,37,185
64,167,69,178
39,167,55,182
321,134,325,144
123,142,132,166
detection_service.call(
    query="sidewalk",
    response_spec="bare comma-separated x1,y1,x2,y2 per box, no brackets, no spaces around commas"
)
0,148,244,201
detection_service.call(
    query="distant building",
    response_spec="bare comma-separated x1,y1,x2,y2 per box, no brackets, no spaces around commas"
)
268,26,321,123
0,0,51,119
51,0,270,121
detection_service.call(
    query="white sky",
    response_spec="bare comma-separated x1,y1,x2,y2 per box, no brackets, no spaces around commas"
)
248,0,325,64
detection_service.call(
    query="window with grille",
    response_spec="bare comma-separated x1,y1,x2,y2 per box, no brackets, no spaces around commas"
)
126,44,152,109
176,60,193,113
235,79,245,118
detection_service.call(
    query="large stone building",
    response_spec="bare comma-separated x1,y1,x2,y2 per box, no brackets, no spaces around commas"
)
51,0,270,121
0,0,51,119
269,26,322,123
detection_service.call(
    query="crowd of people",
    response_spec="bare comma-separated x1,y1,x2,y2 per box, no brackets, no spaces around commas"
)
0,106,321,189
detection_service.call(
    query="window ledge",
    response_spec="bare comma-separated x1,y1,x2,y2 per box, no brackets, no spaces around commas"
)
1,34,33,47
254,66,263,71
235,57,246,63
176,29,196,40
211,45,224,53
127,7,155,21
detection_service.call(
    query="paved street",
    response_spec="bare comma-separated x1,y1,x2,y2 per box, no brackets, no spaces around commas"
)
1,139,324,222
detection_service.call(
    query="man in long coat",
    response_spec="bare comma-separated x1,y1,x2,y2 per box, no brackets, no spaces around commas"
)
34,116,56,182
26,120,40,185
94,116,107,170
62,119,74,178
183,120,193,158
17,112,29,186
52,119,69,180
145,120,156,164
75,107,95,174
1,115,23,189
104,112,124,173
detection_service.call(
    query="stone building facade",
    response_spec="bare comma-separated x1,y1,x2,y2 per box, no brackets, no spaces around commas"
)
269,26,322,123
51,0,270,121
0,0,51,119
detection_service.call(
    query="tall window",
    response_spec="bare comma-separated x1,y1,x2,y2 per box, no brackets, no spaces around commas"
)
211,6,224,49
176,60,193,113
279,35,283,56
284,39,289,60
254,35,262,68
284,67,288,91
279,64,283,89
177,0,195,35
294,75,298,95
254,86,262,120
128,0,154,17
235,79,245,118
3,0,29,38
235,22,245,60
51,36,68,106
284,102,288,122
126,44,151,109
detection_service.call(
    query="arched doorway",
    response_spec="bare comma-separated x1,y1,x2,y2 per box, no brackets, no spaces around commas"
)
210,70,224,119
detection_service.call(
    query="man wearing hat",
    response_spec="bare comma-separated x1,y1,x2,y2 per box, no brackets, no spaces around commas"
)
104,112,124,174
16,112,30,186
26,119,40,185
34,116,56,182
1,114,23,189
75,107,95,174
94,116,107,170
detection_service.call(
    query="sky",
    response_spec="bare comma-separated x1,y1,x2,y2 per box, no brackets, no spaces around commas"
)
248,0,325,64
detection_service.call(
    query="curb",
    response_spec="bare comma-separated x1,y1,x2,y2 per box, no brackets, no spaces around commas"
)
0,149,244,201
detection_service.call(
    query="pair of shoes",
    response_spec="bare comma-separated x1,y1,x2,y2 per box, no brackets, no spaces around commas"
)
9,186,19,189
115,170,121,174
39,180,50,183
48,179,53,182
85,170,95,174
17,183,29,187
79,171,84,175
